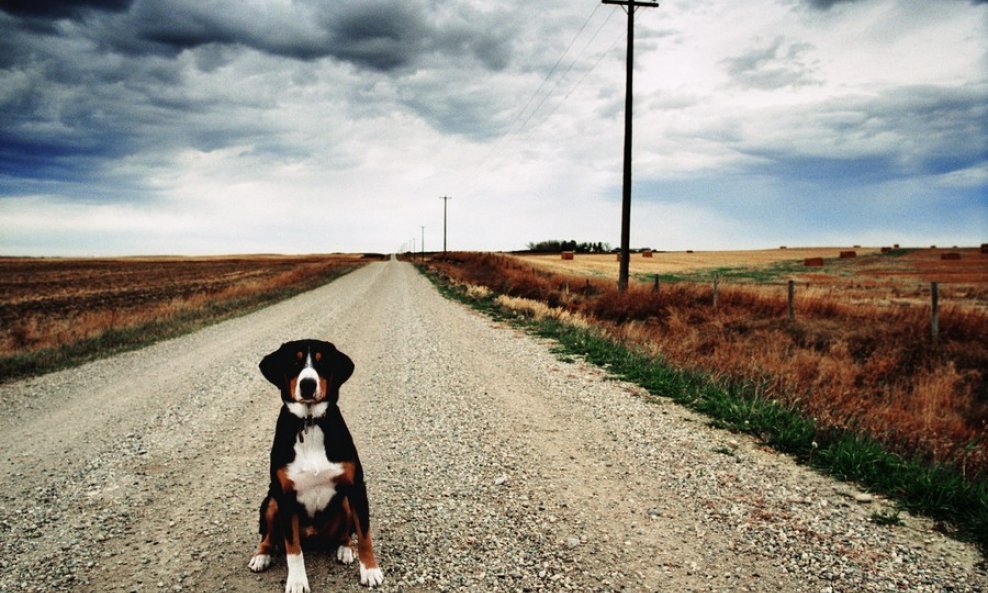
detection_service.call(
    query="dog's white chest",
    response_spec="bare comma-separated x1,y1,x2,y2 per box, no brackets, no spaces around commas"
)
286,426,343,517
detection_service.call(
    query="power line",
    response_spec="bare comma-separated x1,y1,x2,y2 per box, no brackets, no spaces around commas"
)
513,7,618,135
498,4,603,142
471,6,616,174
464,6,622,191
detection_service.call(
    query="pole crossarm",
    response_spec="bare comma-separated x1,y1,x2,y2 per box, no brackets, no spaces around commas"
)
602,0,658,6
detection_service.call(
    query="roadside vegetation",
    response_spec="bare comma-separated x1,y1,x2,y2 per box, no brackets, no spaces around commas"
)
415,252,988,550
0,255,372,382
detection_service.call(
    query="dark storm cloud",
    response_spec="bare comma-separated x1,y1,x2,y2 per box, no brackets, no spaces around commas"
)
327,3,428,71
102,0,514,73
2,0,515,72
0,0,519,193
806,0,986,7
804,0,862,8
0,0,132,18
737,84,988,184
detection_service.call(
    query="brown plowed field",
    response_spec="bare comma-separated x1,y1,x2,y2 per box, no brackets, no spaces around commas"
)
0,255,367,356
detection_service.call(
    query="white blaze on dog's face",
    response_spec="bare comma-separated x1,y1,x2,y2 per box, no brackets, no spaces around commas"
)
292,350,327,403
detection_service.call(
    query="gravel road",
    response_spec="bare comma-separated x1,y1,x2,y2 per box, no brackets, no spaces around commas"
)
0,259,984,593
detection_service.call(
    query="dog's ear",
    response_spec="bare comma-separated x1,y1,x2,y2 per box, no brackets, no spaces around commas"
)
259,342,289,388
328,346,354,397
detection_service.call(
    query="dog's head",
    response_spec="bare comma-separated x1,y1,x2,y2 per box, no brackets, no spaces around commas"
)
259,339,354,405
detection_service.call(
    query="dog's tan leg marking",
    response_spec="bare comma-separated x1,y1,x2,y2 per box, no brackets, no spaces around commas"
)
249,497,279,572
351,502,383,586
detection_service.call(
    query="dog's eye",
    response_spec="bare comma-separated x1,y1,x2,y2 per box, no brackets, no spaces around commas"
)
314,352,323,362
296,351,304,360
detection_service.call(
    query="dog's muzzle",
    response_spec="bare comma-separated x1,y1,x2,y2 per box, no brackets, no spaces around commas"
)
299,377,317,400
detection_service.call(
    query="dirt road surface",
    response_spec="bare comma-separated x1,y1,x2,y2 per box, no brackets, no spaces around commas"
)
1,260,983,593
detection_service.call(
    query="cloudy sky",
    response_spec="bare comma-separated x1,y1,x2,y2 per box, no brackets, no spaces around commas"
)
1,0,985,255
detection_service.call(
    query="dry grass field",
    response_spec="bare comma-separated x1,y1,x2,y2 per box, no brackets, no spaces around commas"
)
516,247,882,277
517,247,988,310
0,254,369,377
423,251,988,478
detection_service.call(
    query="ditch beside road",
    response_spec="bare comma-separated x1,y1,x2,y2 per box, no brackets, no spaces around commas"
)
0,259,983,592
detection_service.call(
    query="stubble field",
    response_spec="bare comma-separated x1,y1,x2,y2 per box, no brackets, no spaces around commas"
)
0,254,370,380
516,246,988,310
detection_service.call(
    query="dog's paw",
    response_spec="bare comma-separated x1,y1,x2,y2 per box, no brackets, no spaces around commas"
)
359,562,384,587
248,553,271,572
336,545,356,565
285,554,310,593
285,572,311,593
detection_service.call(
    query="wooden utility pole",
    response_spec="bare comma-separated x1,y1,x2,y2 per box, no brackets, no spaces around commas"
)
439,196,452,253
603,0,658,292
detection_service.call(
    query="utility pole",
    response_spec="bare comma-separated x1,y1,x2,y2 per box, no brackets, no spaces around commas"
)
603,0,658,292
439,195,452,253
420,225,425,258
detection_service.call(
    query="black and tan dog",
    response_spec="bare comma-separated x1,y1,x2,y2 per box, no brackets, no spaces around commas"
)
248,339,383,592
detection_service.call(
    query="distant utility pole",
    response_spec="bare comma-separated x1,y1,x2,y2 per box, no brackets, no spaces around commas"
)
603,0,658,292
420,225,425,258
439,195,452,253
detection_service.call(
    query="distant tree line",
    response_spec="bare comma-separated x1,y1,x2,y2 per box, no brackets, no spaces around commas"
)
526,240,613,253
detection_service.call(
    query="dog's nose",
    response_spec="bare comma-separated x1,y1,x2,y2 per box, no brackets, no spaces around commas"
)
299,378,317,400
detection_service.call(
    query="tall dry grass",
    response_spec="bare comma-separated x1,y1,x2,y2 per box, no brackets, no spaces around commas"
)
425,252,988,477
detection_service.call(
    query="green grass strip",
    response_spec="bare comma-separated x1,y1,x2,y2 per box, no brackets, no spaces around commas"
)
418,264,988,552
0,265,361,383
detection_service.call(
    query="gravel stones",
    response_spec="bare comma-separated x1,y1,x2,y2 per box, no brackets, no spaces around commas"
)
0,260,984,593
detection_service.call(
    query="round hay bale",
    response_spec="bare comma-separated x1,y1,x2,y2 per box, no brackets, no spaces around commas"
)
642,250,653,258
804,257,824,267
839,251,856,259
561,251,575,260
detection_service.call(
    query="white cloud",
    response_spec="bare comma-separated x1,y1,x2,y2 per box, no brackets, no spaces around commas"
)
0,0,985,255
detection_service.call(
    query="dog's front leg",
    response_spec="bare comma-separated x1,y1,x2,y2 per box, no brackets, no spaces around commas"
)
281,510,310,593
348,483,384,587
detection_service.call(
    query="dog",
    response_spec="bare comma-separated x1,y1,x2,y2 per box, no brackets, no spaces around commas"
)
248,339,384,592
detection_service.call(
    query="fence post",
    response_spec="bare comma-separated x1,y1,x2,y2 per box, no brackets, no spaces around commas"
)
653,274,659,292
712,274,719,309
787,280,795,321
931,282,939,342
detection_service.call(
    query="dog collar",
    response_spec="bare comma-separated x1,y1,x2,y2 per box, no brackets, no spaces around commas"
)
297,415,316,443
286,401,328,443
286,401,328,420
